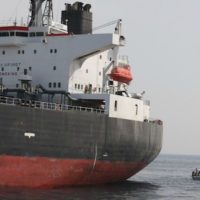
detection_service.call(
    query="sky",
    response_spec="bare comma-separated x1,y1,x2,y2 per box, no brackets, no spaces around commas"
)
0,0,200,155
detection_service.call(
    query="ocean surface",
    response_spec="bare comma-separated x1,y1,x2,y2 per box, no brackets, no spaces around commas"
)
0,154,200,200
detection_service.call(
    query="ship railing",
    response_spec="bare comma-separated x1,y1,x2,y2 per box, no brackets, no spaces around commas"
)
149,118,163,125
0,96,105,114
0,96,19,105
36,102,105,114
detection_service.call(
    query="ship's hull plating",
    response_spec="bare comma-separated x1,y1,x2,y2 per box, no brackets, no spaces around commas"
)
0,104,163,188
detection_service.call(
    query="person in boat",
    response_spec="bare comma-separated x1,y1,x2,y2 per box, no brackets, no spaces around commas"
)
192,168,198,176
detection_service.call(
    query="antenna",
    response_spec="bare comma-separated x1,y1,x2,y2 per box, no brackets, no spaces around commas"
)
42,0,53,26
29,0,53,27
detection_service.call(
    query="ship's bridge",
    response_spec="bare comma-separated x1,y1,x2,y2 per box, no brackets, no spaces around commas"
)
0,26,46,46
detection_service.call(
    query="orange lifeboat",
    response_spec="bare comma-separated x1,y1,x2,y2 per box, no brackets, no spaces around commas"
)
110,65,133,84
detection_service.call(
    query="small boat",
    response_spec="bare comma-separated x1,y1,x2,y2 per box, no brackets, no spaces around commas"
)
192,168,200,180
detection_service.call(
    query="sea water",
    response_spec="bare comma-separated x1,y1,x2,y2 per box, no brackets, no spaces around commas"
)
0,154,199,200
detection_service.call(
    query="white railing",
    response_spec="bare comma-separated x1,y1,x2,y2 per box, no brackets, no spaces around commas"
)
0,96,105,114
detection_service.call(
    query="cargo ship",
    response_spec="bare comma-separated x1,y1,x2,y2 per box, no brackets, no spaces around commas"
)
0,0,163,188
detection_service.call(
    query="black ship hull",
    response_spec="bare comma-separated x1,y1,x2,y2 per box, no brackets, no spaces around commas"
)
0,104,163,188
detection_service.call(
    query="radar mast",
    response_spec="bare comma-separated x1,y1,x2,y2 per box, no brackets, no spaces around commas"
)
29,0,53,27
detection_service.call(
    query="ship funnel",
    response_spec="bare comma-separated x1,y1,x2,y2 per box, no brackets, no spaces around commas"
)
61,1,92,34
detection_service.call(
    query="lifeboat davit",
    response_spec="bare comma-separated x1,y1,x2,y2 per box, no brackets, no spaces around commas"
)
110,65,133,84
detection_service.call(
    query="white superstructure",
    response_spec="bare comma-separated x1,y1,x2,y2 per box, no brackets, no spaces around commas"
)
0,0,150,122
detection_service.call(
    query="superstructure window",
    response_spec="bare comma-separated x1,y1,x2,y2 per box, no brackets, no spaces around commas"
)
53,82,56,88
114,100,118,111
2,50,5,55
18,50,25,54
1,67,4,72
58,82,61,88
49,82,52,88
29,67,32,71
24,69,27,75
50,49,57,54
33,49,37,54
53,66,56,70
135,104,138,115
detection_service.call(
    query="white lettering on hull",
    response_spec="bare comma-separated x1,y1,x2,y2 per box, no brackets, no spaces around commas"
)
24,132,35,138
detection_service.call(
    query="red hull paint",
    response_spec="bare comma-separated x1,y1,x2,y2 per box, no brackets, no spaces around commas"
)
0,26,29,31
0,155,145,188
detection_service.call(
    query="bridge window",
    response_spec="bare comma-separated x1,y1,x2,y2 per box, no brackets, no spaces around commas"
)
0,32,9,37
16,32,28,37
10,32,15,36
53,82,56,88
36,32,44,37
58,82,61,88
29,32,36,37
49,82,52,88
